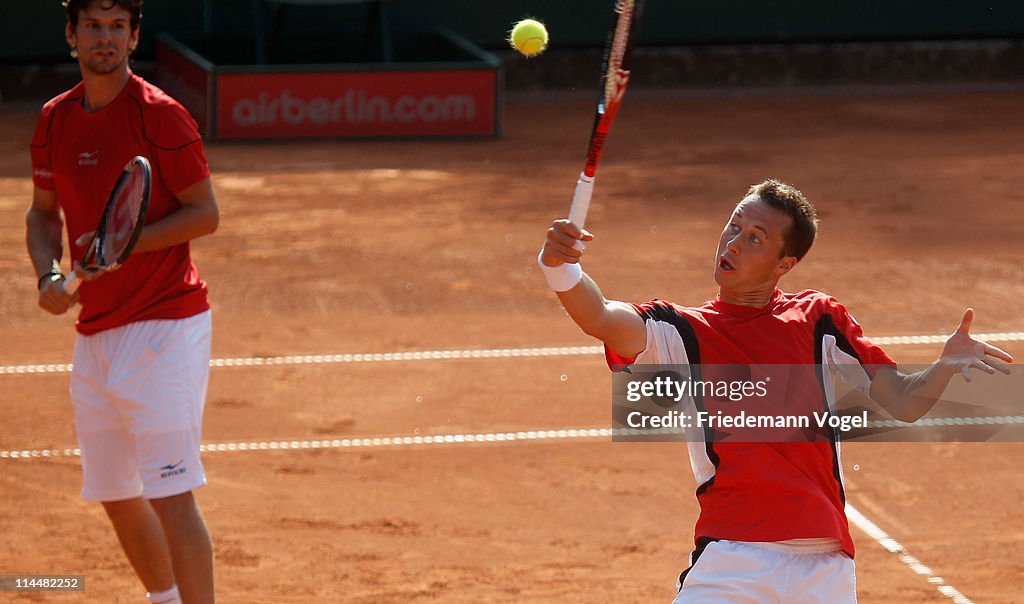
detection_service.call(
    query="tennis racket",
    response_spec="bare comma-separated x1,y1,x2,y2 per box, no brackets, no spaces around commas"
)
64,155,152,294
567,0,645,232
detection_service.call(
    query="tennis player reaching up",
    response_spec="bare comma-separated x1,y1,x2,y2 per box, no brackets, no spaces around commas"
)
26,1,218,602
539,179,1013,603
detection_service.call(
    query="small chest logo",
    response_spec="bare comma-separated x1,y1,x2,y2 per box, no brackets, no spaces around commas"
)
78,150,99,166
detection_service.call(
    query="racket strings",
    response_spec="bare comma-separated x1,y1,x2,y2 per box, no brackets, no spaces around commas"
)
604,0,635,106
102,168,147,264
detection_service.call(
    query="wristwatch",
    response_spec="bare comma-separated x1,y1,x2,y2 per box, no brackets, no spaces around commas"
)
37,270,63,290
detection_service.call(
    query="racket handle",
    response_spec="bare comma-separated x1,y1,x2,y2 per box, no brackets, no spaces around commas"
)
568,172,594,250
63,272,81,294
568,172,594,228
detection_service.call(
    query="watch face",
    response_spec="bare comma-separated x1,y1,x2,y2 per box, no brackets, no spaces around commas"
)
39,272,62,289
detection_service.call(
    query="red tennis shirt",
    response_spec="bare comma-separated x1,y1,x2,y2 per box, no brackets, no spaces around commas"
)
31,74,210,335
606,289,896,557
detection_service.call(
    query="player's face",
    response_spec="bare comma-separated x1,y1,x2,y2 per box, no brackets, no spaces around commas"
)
66,3,138,76
714,195,797,290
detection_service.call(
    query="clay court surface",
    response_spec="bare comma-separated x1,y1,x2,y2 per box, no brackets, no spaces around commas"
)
0,88,1022,602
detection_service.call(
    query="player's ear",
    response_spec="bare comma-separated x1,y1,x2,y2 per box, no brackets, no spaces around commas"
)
775,255,797,276
128,25,140,53
66,22,76,50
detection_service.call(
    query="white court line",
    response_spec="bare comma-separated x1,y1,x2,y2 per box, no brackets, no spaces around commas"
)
0,427,614,460
0,345,602,375
1,331,1023,375
4,417,1022,461
846,504,974,604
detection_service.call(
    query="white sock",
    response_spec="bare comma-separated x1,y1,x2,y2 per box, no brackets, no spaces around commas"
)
146,585,181,604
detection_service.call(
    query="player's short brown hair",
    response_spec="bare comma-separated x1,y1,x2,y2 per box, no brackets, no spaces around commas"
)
747,179,818,261
64,0,143,30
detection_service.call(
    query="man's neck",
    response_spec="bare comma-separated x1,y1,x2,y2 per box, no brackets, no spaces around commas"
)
81,66,131,113
718,284,778,308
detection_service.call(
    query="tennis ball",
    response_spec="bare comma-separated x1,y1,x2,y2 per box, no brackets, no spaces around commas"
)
509,19,548,58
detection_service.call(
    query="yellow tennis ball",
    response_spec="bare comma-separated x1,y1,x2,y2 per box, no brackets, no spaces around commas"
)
509,19,548,58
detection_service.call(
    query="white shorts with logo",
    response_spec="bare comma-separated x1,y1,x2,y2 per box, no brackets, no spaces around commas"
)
70,310,211,502
673,539,856,603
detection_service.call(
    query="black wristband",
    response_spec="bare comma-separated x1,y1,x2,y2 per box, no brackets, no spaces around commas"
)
37,270,63,290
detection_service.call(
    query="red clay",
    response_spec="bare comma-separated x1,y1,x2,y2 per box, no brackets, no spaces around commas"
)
0,90,1022,602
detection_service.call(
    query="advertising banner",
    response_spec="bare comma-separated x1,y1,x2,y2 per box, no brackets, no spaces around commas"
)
216,69,497,139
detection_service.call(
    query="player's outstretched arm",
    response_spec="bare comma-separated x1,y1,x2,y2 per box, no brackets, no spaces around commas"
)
540,219,646,359
26,186,77,314
131,177,219,254
870,308,1014,422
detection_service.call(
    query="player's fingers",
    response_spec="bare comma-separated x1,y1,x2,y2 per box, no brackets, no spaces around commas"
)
38,296,58,314
548,227,584,251
548,248,582,264
543,242,581,263
580,228,595,242
983,357,1013,375
961,365,972,382
539,247,571,268
549,241,581,260
50,279,80,306
75,231,95,247
42,304,65,316
983,343,1014,364
553,219,585,241
72,261,104,282
955,308,974,335
38,291,69,315
971,359,996,375
540,239,582,266
54,280,76,303
540,252,570,267
47,300,70,314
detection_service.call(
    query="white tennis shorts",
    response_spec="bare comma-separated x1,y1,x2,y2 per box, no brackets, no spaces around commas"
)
673,539,856,603
70,310,211,502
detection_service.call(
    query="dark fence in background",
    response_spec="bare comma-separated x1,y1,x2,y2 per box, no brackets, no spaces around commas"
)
2,0,1023,63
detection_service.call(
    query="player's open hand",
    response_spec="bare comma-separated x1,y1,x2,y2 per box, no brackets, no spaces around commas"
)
541,219,594,267
939,308,1014,382
38,274,78,315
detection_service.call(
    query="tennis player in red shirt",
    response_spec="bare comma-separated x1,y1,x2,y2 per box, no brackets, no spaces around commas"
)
26,2,218,602
539,179,1013,602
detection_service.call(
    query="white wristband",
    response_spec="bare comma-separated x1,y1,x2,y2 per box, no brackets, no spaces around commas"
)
538,250,583,292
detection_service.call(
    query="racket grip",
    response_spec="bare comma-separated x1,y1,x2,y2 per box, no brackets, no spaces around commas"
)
62,272,81,294
568,172,594,228
568,173,594,251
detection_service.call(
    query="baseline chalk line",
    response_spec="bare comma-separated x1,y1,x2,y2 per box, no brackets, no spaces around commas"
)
2,331,1022,375
1,427,614,460
4,417,1023,461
